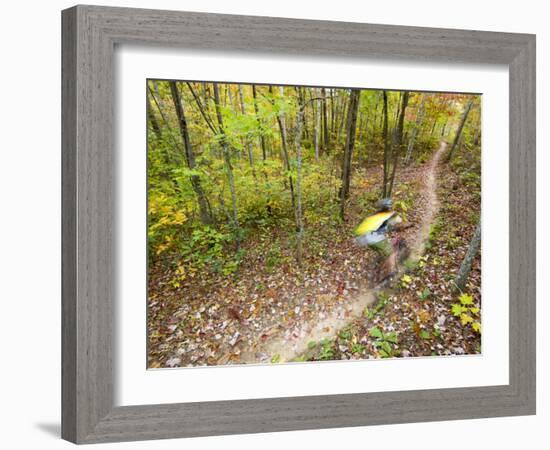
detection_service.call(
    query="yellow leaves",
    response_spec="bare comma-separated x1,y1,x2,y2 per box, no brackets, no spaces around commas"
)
458,293,474,306
150,209,187,233
358,179,372,189
172,210,186,225
170,264,187,288
451,304,467,316
400,274,413,288
417,255,428,268
460,313,474,326
393,199,409,213
451,291,481,332
148,190,189,255
148,201,191,256
155,235,173,255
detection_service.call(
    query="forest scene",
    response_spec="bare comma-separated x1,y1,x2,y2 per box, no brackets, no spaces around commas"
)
146,80,482,368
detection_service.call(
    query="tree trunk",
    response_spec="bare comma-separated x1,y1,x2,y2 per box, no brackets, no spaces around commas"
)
313,88,321,161
337,93,348,145
251,85,273,215
404,94,426,165
473,127,481,146
321,87,329,152
374,91,383,132
382,91,390,198
294,107,305,266
356,110,369,164
151,80,166,112
339,89,361,219
148,85,182,165
271,86,296,214
394,92,402,123
225,86,242,161
213,83,241,249
168,81,212,225
296,87,308,139
238,85,256,171
252,85,267,162
387,91,410,197
454,221,482,291
446,99,474,163
146,94,162,139
226,84,233,107
330,89,335,140
356,112,364,145
441,119,448,137
430,118,438,137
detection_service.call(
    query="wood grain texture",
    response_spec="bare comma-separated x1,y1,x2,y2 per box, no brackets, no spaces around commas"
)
61,7,77,443
61,4,536,444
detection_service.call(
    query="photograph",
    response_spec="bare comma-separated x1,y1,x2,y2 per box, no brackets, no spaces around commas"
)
146,80,482,368
1,0,541,446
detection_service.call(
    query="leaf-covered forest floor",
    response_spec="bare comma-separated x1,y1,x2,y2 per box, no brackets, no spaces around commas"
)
148,142,481,368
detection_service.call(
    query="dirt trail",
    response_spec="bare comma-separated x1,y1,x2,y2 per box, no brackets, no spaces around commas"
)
246,142,447,363
409,141,446,259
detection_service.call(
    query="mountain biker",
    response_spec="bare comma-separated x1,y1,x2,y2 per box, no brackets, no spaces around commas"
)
355,198,410,283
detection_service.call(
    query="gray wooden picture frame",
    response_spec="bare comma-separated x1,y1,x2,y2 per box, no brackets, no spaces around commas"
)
61,4,536,444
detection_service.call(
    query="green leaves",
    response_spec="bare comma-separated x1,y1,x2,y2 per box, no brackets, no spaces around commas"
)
419,330,431,340
363,307,375,320
351,343,365,354
369,327,398,358
369,327,383,339
172,166,203,179
417,287,431,301
338,328,353,340
318,338,335,360
375,340,392,356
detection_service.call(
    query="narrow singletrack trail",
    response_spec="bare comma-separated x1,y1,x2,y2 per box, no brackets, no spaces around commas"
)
409,141,446,260
244,141,447,363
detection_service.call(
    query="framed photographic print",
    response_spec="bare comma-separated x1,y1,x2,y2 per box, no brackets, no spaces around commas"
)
62,4,536,444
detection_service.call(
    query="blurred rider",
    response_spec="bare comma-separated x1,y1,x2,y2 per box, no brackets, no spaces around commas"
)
355,198,410,283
